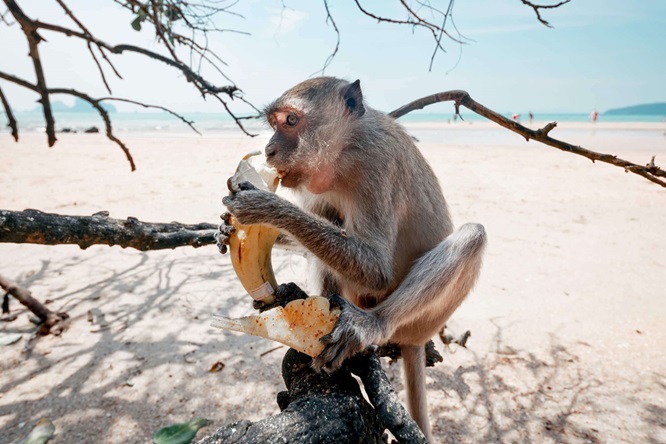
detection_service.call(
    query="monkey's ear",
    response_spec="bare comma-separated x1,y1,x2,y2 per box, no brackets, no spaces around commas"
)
342,79,365,117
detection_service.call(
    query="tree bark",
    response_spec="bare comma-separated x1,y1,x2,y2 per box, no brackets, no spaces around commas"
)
198,348,427,444
0,209,216,251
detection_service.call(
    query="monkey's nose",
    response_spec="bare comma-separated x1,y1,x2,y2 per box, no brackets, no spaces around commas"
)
265,144,277,159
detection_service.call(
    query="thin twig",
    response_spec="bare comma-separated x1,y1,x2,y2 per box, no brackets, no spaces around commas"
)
318,0,340,75
98,97,201,135
519,0,571,28
389,90,666,188
0,85,18,141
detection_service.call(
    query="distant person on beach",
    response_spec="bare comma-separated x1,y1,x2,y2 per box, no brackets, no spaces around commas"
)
529,112,534,124
512,113,520,122
590,110,599,123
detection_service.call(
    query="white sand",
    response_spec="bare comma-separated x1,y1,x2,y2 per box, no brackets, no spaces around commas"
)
1,122,665,443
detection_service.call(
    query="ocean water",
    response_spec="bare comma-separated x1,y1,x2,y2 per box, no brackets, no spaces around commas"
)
3,110,665,137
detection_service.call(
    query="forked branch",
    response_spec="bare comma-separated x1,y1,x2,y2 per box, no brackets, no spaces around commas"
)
389,90,666,188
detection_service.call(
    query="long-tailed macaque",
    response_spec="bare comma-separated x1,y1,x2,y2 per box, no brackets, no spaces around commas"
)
217,77,486,442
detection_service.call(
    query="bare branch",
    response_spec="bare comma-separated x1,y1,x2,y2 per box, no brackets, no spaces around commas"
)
97,97,201,135
519,0,571,28
389,90,666,188
55,0,118,91
0,273,68,335
0,85,18,141
428,0,455,71
0,209,217,250
319,0,340,75
0,69,205,169
4,0,56,146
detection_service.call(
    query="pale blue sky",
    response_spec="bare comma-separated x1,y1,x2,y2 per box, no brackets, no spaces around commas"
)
1,0,665,115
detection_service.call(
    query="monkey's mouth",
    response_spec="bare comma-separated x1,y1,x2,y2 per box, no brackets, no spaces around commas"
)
277,169,300,188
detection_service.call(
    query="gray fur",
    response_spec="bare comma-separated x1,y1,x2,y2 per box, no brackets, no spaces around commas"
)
220,77,487,442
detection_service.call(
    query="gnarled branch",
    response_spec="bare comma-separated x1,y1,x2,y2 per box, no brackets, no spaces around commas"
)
389,90,666,188
0,209,216,251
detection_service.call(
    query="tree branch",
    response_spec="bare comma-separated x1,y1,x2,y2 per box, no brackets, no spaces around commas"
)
0,85,18,141
4,0,56,146
0,209,217,250
389,90,666,188
519,0,571,28
0,274,68,335
0,70,202,170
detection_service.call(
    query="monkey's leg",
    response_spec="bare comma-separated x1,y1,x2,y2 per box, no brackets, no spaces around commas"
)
378,222,487,345
315,223,486,370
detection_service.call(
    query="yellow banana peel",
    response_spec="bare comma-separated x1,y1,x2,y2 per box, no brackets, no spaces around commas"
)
214,152,341,358
227,151,281,305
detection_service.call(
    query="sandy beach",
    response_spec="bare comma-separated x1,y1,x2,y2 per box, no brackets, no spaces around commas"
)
1,121,665,443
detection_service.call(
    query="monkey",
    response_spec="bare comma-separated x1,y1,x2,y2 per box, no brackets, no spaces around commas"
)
216,77,486,442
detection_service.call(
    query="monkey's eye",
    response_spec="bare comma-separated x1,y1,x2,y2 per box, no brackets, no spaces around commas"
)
285,114,298,126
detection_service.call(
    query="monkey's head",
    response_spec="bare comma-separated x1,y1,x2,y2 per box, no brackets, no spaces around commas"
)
263,77,366,194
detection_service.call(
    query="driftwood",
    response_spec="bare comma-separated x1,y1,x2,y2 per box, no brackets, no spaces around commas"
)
0,209,216,251
197,348,427,444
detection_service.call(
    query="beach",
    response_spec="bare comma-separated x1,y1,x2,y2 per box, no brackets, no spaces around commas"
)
1,120,665,443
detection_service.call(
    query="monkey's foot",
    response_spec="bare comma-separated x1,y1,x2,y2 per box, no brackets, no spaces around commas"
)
312,294,388,373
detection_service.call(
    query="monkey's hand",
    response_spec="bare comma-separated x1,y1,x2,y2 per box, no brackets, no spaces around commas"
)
313,294,388,373
214,212,235,254
222,181,285,226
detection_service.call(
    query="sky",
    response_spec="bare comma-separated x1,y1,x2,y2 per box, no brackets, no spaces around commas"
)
1,0,665,116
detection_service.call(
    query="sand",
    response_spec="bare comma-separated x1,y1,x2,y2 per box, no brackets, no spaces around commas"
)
1,121,665,443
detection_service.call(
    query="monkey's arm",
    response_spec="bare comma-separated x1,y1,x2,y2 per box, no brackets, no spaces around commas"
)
223,183,395,291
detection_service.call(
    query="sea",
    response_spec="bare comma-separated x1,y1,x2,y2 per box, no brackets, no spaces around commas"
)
4,111,665,137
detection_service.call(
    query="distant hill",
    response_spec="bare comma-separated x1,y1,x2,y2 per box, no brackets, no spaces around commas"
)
605,103,666,115
31,98,116,113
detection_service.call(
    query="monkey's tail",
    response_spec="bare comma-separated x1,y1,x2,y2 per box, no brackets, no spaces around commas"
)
402,344,434,443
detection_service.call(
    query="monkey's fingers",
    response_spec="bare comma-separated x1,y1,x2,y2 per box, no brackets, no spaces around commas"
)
237,181,259,192
220,212,232,224
214,223,235,254
326,293,348,311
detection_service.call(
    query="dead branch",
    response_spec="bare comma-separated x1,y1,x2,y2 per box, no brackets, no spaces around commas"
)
4,0,56,146
0,70,203,170
0,274,68,335
0,209,216,251
519,0,571,28
2,0,257,167
0,85,18,141
389,90,666,188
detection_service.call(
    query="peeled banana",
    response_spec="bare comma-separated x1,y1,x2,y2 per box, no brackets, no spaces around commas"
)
211,296,340,357
214,152,341,358
227,151,281,305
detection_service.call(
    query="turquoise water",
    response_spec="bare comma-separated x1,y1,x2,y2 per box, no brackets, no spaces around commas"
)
3,110,665,136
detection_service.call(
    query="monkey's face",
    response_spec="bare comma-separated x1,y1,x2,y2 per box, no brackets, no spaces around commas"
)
265,106,307,189
264,77,366,193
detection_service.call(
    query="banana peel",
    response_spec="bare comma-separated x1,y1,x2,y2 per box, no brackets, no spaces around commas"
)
227,151,281,305
215,152,341,358
212,296,340,357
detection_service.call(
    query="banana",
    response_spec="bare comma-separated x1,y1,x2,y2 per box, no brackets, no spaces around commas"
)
215,151,341,358
227,152,281,305
211,296,340,357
